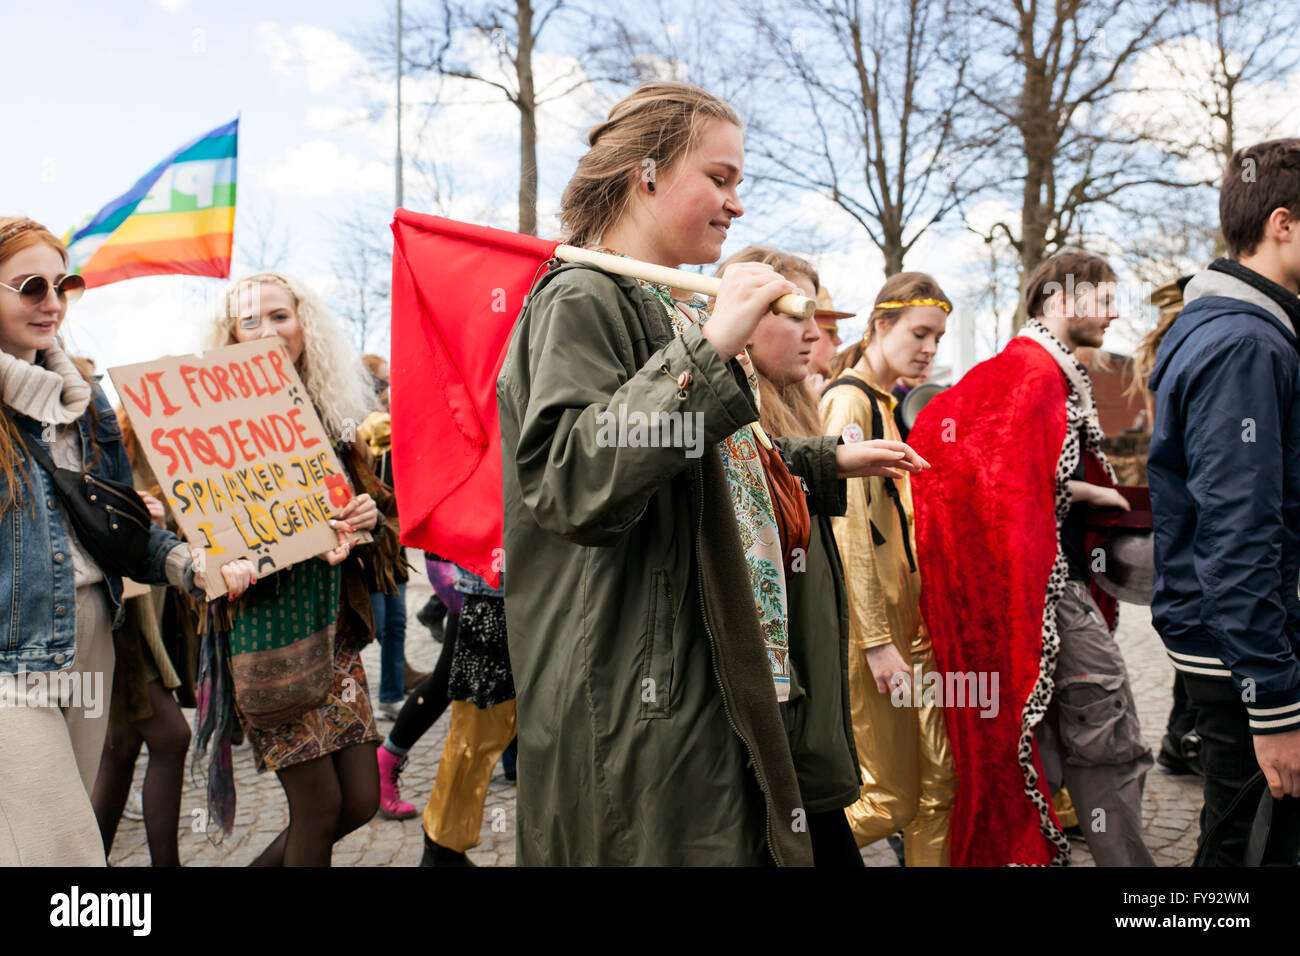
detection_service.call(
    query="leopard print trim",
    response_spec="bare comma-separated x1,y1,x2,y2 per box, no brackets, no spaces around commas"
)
1012,321,1120,867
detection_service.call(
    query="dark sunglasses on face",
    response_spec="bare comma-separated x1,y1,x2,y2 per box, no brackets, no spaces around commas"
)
0,273,86,305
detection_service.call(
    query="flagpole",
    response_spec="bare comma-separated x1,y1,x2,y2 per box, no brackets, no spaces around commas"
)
395,0,404,210
554,244,815,319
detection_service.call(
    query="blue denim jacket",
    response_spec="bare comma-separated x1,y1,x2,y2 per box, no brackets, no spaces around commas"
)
1,385,186,674
453,565,504,597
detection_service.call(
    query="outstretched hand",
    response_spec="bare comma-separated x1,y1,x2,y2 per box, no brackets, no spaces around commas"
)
836,439,930,480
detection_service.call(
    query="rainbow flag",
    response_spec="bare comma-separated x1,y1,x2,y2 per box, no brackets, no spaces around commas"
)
65,119,238,288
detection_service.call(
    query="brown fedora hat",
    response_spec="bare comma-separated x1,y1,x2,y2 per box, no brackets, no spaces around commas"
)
815,286,856,320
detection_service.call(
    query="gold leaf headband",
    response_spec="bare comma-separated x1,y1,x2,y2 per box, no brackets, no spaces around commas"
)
874,298,952,313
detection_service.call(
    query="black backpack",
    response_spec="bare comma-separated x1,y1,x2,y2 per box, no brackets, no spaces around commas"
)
822,377,916,572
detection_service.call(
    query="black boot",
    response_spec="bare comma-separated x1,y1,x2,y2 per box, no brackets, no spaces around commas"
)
1157,731,1203,776
885,833,906,867
419,835,476,867
416,596,447,641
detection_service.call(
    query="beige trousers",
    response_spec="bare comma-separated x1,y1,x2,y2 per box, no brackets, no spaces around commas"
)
0,585,115,865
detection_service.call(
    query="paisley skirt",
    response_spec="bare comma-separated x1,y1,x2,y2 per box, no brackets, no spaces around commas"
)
245,630,381,773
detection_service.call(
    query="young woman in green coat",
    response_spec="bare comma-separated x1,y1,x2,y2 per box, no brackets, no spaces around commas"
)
715,245,863,866
498,82,926,866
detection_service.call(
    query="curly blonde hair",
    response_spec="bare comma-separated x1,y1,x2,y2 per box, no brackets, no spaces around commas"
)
205,272,376,441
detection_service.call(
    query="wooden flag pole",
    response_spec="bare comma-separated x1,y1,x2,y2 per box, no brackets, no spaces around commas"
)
554,244,816,319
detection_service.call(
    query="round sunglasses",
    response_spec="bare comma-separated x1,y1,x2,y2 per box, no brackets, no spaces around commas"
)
0,273,86,305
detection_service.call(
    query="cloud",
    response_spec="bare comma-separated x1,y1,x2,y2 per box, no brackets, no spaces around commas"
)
252,140,391,199
255,22,372,92
158,0,187,10
305,105,372,132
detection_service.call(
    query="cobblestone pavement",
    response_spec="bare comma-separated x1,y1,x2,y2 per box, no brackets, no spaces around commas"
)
110,553,1203,867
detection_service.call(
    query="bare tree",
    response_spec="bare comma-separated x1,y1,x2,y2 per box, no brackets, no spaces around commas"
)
580,0,981,274
959,0,1184,330
1146,0,1299,175
401,0,598,235
1112,0,1300,262
331,207,392,352
234,197,290,274
967,223,1022,355
739,0,977,275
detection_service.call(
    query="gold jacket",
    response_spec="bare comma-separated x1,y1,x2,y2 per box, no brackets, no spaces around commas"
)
820,368,923,654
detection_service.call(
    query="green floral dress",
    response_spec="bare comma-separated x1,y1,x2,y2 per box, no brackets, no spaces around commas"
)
237,559,381,772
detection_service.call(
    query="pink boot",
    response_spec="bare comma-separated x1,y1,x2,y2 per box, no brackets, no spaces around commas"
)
376,746,418,820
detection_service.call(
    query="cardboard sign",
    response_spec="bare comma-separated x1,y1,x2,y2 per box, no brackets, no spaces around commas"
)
110,338,359,598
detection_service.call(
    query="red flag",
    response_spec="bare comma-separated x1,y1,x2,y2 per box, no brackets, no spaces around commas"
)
389,210,558,587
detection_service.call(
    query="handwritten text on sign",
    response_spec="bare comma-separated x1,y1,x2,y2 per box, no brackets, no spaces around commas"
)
109,338,353,597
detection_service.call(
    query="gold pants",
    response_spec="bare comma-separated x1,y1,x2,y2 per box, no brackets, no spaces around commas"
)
844,638,955,866
422,699,517,854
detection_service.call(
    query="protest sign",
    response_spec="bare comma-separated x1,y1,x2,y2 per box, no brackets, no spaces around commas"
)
109,337,360,598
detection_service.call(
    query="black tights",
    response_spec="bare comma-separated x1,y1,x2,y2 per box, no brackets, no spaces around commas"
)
389,613,458,752
92,679,192,867
251,741,381,866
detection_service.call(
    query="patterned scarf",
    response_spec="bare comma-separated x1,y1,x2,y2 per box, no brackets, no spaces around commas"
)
634,275,791,701
191,604,237,842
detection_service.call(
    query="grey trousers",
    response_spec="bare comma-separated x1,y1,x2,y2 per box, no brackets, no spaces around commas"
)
1038,580,1156,866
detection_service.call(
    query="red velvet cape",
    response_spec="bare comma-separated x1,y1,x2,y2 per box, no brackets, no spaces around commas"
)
908,338,1070,866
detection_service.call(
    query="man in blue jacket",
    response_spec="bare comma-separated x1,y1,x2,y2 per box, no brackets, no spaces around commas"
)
1148,138,1300,865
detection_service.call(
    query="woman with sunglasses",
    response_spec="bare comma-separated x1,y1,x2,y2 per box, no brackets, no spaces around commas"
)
0,217,255,866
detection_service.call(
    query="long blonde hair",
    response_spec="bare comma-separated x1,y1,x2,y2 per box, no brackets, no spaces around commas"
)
757,375,822,438
561,82,741,249
206,272,375,441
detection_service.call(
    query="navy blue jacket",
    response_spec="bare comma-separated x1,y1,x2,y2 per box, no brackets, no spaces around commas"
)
1148,275,1300,734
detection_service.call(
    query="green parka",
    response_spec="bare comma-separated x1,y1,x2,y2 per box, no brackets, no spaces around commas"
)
498,262,845,866
782,513,861,815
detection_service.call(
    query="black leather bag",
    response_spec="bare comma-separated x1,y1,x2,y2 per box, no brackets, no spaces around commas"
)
17,425,153,578
1194,770,1300,866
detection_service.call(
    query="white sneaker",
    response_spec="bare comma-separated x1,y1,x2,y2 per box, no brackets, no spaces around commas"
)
122,786,144,822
